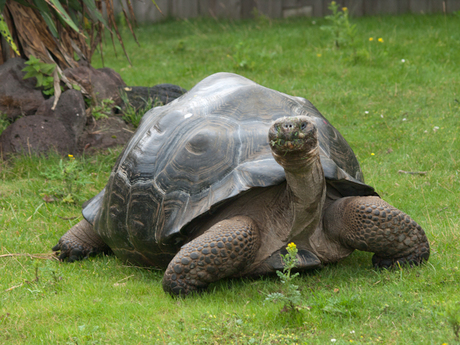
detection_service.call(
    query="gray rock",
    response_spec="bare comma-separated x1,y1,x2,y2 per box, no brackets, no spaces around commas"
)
63,62,126,106
0,115,73,156
78,116,135,154
0,58,45,120
120,84,187,111
36,89,87,145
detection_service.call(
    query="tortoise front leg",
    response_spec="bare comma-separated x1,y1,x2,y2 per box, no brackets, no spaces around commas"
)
162,216,260,296
52,219,111,262
323,196,430,268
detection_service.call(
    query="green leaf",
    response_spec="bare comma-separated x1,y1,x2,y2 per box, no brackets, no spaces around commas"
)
66,7,79,28
33,0,59,37
41,63,56,75
22,65,34,72
35,73,43,87
44,0,80,33
23,71,36,79
28,55,41,64
0,14,20,55
81,0,109,27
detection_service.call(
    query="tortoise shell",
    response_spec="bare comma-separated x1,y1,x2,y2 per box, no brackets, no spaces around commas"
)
82,73,375,267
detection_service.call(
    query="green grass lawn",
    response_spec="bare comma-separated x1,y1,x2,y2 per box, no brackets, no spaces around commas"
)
1,13,460,344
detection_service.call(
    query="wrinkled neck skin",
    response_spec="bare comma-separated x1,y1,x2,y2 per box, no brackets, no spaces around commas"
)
272,146,326,247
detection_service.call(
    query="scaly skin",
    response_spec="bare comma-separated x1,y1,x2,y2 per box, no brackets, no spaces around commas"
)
323,196,430,267
162,216,260,295
52,219,111,262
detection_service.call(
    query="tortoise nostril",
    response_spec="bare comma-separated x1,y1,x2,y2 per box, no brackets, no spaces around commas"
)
283,123,294,129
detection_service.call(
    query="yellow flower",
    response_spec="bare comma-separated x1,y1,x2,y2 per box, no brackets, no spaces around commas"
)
68,154,73,158
378,38,384,42
369,37,374,41
342,7,348,11
317,53,322,57
371,153,375,156
287,242,297,250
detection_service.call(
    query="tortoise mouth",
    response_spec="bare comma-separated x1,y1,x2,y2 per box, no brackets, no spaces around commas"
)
270,138,307,152
268,116,318,156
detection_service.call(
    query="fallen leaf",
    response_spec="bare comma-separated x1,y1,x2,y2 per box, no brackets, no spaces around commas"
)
42,195,57,203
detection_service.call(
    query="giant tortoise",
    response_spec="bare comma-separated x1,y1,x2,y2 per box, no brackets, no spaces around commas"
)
53,73,430,295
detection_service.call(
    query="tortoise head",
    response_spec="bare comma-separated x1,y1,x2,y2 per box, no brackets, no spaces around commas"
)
268,116,318,167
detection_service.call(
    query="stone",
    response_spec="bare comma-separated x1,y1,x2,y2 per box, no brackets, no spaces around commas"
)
119,84,187,111
36,89,87,145
0,58,45,120
0,115,73,156
78,116,135,154
63,61,126,106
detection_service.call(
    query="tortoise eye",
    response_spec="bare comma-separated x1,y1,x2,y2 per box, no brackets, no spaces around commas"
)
301,122,307,130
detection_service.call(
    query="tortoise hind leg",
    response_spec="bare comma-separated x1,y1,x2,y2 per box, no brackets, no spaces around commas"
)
162,216,260,296
52,219,111,262
323,196,430,268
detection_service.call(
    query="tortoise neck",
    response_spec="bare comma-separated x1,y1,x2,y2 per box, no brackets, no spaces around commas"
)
282,150,326,246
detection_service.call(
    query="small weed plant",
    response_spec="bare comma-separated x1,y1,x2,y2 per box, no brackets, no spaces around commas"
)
121,103,143,127
0,112,9,136
265,242,303,313
22,55,58,96
228,41,256,70
40,154,92,203
321,1,357,48
118,92,159,128
91,98,115,120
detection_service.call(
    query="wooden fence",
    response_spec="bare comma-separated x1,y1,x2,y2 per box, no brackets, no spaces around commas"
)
116,0,460,22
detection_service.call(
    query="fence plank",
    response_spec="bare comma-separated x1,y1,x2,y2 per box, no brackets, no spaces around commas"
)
283,0,299,8
397,0,411,14
447,0,460,11
198,0,211,17
257,0,283,18
172,0,199,19
376,0,399,15
340,0,364,16
128,0,166,23
241,0,257,18
302,0,324,17
410,0,431,13
212,0,242,19
361,0,374,15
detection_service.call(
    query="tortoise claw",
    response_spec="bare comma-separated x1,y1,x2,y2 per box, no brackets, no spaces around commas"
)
372,250,429,269
52,219,110,262
53,234,91,262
